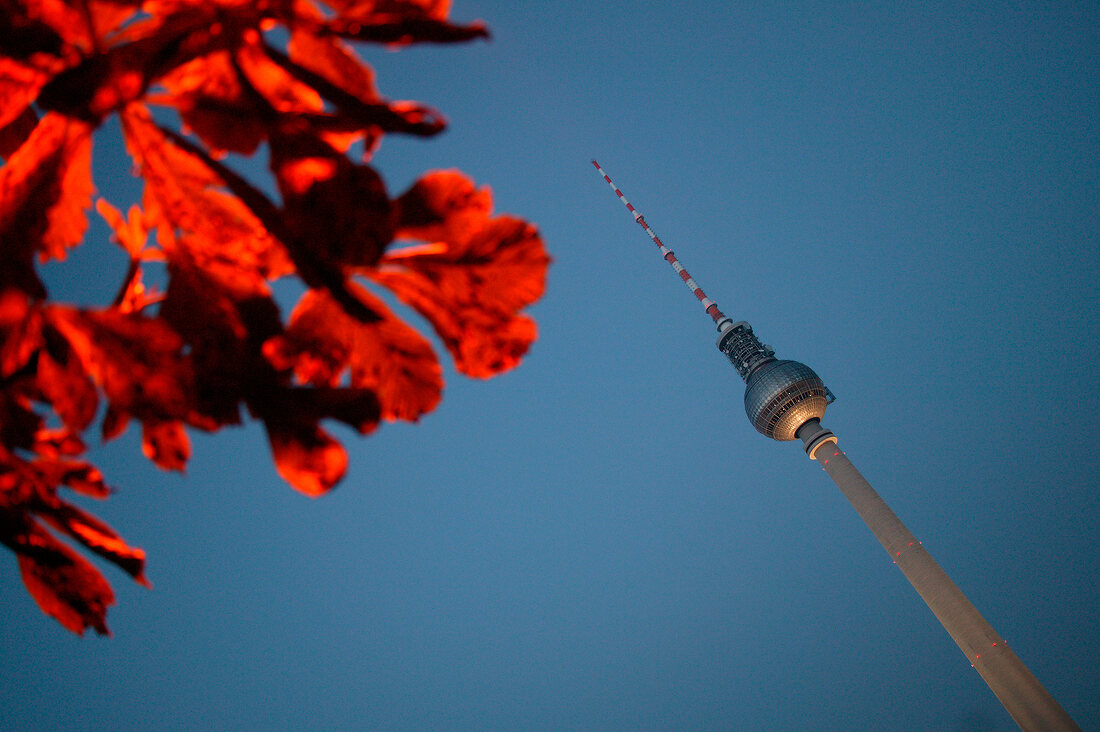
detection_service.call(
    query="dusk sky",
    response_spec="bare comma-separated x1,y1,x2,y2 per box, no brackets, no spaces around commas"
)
2,2,1098,730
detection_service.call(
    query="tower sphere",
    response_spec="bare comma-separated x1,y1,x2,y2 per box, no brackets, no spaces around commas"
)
743,359,830,441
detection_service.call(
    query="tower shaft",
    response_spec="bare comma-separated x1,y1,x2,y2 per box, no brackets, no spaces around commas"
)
810,436,1079,731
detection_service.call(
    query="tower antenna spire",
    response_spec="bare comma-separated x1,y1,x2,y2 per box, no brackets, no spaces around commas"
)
591,160,730,330
591,160,1080,732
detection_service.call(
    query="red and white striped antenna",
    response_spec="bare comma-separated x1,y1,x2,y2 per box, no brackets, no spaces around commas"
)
592,159,731,332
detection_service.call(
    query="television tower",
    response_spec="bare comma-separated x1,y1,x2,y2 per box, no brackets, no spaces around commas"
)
591,160,1079,732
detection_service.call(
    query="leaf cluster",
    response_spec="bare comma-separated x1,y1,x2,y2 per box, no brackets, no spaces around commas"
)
0,0,549,635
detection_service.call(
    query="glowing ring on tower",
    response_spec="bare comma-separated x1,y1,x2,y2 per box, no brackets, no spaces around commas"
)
743,360,830,441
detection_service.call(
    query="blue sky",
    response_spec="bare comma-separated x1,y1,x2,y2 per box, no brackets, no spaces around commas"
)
3,1,1098,729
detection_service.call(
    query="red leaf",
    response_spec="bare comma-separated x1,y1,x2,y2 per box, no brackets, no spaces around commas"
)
37,329,99,434
395,169,492,243
14,528,115,636
0,103,40,159
286,27,383,155
122,106,293,285
121,107,298,427
95,200,163,313
264,284,443,422
159,50,268,156
237,32,324,114
288,28,380,106
152,116,383,324
263,41,447,138
141,419,190,472
0,392,42,452
325,0,454,23
32,428,87,459
252,384,379,494
329,16,489,46
0,289,43,379
371,215,549,378
158,247,284,429
262,386,383,435
12,0,105,52
46,460,110,498
0,114,94,297
36,9,223,123
95,199,152,260
1,447,148,635
45,305,194,422
121,104,230,244
82,1,143,46
264,419,347,498
0,55,43,157
316,2,490,46
173,185,295,287
273,133,395,270
100,404,130,442
0,59,48,125
0,7,67,60
40,502,148,585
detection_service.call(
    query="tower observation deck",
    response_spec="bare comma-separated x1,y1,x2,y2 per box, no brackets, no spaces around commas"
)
592,160,1080,731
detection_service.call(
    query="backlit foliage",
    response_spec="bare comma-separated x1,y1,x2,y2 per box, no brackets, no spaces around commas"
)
0,0,548,635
